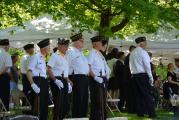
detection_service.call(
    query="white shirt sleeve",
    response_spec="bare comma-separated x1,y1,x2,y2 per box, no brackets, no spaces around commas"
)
20,57,26,73
27,55,37,71
65,51,72,66
65,50,74,75
88,51,94,65
105,63,111,79
142,51,153,81
5,54,12,67
47,54,56,68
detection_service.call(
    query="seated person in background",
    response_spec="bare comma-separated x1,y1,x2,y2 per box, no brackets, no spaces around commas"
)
163,80,173,100
174,58,179,76
167,63,179,95
152,76,162,107
10,53,20,91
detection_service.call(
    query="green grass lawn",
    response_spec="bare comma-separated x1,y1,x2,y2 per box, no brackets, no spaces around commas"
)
108,109,175,120
12,108,177,120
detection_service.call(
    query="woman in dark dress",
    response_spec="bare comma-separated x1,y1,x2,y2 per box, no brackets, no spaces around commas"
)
114,52,126,111
107,48,119,99
107,48,119,89
167,63,179,95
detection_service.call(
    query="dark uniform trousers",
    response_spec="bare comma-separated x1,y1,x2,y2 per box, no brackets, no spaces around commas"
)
50,77,69,120
70,74,89,118
21,74,33,107
89,76,107,120
22,74,31,96
31,77,48,120
0,73,10,110
132,73,156,117
118,84,127,111
126,78,137,113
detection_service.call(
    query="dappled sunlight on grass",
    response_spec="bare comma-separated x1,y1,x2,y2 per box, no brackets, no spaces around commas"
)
107,109,175,120
13,107,178,120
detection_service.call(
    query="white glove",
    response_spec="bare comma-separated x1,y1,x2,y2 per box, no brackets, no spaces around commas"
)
68,83,72,93
54,79,64,90
106,74,110,80
149,77,154,86
94,76,103,84
31,83,40,94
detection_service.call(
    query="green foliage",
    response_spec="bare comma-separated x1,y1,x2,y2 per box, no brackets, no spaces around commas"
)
8,48,24,68
8,48,24,56
155,65,167,80
0,0,178,37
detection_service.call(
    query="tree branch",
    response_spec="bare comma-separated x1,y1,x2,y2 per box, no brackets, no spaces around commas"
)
111,17,129,33
109,10,123,16
89,0,103,10
0,1,3,16
79,1,102,13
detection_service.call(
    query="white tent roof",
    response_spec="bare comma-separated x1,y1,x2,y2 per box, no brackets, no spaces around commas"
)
0,15,179,64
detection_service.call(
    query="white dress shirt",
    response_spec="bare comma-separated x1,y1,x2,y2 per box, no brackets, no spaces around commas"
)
88,49,111,77
20,55,33,74
47,51,69,78
66,47,89,75
129,47,153,81
0,48,12,70
27,52,47,78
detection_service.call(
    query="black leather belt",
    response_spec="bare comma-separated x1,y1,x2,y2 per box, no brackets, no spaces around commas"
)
73,74,88,77
55,76,66,79
33,76,45,79
55,76,62,77
132,73,147,76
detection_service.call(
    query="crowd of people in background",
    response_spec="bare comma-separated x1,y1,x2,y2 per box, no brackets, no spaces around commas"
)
0,35,179,120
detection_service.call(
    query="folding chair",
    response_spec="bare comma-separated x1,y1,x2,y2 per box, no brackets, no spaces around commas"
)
10,89,31,111
9,115,39,120
0,98,14,118
106,91,120,116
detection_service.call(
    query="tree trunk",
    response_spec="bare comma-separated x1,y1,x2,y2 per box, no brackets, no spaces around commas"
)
99,8,112,37
99,8,112,55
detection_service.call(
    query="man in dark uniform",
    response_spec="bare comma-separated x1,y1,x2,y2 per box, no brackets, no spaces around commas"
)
124,45,136,113
88,36,110,120
20,44,34,104
0,39,12,110
129,37,156,118
66,33,90,118
26,38,50,120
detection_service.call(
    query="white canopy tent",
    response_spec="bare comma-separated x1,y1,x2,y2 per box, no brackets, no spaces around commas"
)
0,15,179,64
